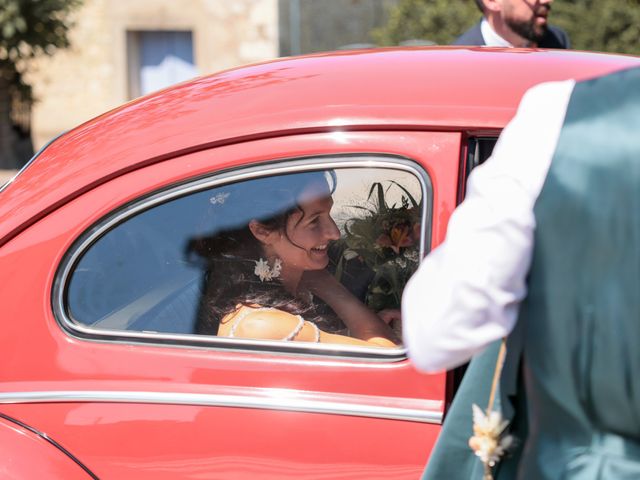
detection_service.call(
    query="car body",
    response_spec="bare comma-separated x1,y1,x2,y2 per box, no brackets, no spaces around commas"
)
0,47,638,479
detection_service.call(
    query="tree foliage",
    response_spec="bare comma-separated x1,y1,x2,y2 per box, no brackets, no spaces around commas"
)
0,0,81,168
552,0,640,54
373,0,640,55
0,0,82,101
372,0,479,46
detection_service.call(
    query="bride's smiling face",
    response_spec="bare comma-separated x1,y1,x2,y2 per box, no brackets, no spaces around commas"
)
268,181,341,273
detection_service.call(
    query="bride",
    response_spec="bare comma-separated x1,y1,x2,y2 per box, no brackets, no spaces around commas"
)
189,170,397,347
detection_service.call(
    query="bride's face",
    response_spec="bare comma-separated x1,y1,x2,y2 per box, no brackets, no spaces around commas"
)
270,181,340,273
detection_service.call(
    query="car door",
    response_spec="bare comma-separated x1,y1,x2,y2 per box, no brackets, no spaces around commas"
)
0,130,461,479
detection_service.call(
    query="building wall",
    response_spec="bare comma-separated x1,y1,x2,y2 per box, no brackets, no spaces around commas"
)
30,0,278,149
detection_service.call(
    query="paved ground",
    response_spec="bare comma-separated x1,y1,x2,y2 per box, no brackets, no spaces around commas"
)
1,170,17,186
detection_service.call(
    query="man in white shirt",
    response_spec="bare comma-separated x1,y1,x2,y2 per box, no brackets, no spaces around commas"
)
403,66,640,479
454,0,569,49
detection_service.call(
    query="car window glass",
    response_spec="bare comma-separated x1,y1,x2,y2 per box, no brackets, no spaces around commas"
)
64,164,428,351
467,137,498,173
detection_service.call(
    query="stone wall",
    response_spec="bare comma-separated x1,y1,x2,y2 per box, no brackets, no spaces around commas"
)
28,0,402,150
29,0,278,149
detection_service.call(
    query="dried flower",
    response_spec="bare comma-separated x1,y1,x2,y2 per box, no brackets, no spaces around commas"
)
404,250,420,263
394,257,408,269
254,258,282,282
469,404,514,479
272,258,282,278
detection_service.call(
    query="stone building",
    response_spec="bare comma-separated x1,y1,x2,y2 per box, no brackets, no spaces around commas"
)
29,0,278,150
27,0,398,151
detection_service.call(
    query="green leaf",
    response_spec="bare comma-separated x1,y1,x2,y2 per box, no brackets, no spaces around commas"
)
367,182,388,213
334,253,344,282
389,180,420,208
348,204,376,214
0,0,83,103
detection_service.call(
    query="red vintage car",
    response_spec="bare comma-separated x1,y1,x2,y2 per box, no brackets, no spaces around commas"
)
0,47,638,479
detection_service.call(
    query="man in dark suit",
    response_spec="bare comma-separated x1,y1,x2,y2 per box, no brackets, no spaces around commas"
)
455,0,569,49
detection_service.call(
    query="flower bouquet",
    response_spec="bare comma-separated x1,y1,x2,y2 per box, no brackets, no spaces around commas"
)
333,180,422,318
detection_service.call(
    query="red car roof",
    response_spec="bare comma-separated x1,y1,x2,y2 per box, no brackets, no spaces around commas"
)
1,47,639,245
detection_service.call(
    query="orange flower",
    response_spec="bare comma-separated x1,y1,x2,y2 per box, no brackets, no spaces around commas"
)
377,224,414,254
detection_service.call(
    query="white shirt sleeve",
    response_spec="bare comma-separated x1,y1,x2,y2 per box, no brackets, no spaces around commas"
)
402,79,576,373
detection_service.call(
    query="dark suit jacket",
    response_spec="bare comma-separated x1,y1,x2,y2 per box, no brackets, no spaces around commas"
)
454,20,570,49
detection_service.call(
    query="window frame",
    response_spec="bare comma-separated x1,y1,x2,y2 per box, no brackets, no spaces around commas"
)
53,154,433,360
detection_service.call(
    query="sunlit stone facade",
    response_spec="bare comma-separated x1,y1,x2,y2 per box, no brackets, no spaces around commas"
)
29,0,278,149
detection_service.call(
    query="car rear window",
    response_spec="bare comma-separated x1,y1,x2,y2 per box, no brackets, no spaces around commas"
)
58,158,431,355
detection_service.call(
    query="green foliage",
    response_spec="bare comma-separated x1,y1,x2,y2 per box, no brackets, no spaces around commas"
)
372,0,480,46
0,0,82,100
373,0,640,55
552,0,640,55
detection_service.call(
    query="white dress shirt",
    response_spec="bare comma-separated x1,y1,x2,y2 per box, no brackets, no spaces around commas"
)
480,18,513,47
402,80,576,372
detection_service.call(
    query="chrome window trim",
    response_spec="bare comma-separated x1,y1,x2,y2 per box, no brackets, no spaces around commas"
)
53,154,433,360
0,387,443,424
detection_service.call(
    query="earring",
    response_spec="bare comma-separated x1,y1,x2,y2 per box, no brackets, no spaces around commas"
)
254,258,282,282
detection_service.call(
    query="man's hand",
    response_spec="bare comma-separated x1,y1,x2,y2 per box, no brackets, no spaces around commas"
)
377,308,402,325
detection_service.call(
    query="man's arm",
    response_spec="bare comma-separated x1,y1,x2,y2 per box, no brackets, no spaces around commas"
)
402,79,576,372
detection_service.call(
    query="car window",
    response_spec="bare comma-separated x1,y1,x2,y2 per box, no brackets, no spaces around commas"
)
60,159,431,353
467,137,498,172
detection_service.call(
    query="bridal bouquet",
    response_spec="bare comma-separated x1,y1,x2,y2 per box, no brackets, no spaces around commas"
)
334,181,422,312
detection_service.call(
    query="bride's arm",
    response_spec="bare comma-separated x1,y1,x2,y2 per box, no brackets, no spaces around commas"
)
300,269,398,345
228,307,396,347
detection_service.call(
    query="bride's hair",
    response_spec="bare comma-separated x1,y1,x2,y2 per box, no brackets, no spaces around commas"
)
188,170,343,335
